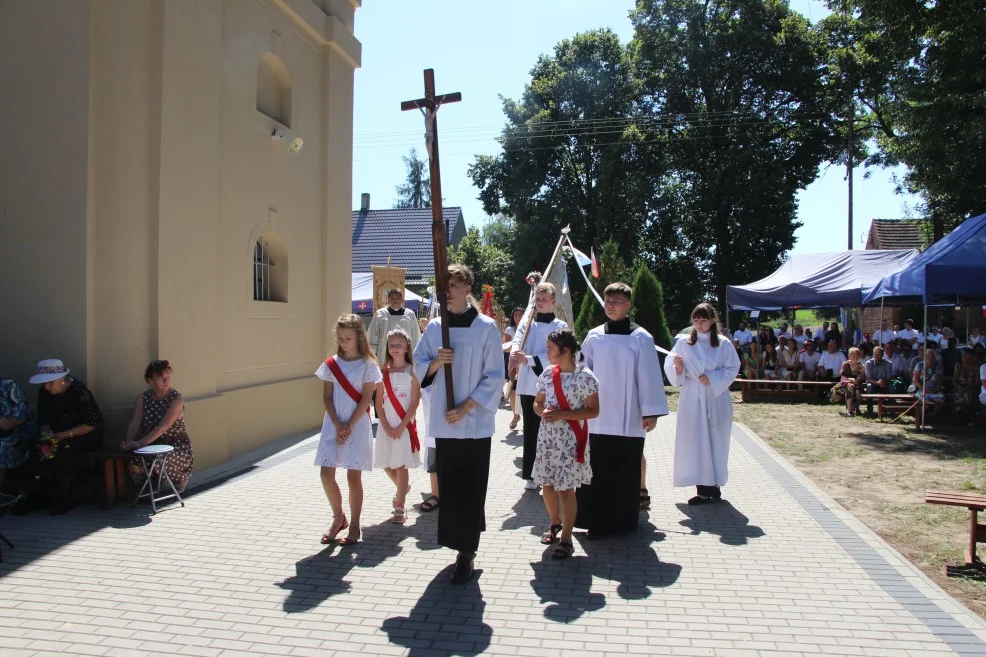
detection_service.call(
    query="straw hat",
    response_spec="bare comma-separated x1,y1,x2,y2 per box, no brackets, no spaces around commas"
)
28,359,71,384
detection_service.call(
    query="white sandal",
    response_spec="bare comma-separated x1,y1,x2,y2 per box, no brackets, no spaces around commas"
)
391,507,407,524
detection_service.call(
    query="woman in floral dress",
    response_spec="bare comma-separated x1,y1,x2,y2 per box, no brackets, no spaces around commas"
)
0,378,35,493
121,360,194,492
532,329,599,560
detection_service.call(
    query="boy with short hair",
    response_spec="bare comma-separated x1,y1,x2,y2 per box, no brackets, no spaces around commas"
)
575,282,668,538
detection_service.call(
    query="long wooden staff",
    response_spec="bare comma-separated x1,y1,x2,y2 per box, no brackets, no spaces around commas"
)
515,229,568,358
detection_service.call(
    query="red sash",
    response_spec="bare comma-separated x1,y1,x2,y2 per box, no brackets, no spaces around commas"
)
325,357,370,416
383,370,420,453
551,365,588,463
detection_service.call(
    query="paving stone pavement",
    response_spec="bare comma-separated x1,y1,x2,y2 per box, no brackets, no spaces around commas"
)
3,406,986,657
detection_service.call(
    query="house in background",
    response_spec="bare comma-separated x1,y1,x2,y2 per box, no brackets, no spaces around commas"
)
351,193,467,288
0,0,361,471
865,218,927,251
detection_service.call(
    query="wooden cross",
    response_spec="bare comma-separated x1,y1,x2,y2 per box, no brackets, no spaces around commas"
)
401,69,461,410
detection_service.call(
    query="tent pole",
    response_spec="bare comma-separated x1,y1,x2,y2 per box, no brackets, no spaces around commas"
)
967,305,971,345
922,304,928,430
880,298,885,346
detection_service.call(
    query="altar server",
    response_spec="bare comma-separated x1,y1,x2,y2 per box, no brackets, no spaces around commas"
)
511,282,568,490
414,264,503,584
368,288,421,365
664,303,740,505
575,282,668,538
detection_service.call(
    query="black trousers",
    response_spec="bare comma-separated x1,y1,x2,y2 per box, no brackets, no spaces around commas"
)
435,437,491,553
575,434,644,535
520,394,540,480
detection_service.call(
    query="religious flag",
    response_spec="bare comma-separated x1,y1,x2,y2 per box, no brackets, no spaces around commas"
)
569,245,592,268
590,247,600,279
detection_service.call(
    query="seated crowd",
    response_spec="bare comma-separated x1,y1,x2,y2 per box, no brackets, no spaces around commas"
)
0,358,193,514
735,318,986,419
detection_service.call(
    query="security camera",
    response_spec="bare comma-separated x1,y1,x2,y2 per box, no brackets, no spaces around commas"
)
288,137,304,154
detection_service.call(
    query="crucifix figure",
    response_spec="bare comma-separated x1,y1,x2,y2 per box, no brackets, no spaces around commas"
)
401,69,461,410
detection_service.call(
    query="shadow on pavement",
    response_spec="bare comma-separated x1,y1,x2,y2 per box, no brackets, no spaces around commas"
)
278,522,404,613
676,500,765,546
529,518,681,622
381,566,493,656
0,505,151,578
499,486,543,533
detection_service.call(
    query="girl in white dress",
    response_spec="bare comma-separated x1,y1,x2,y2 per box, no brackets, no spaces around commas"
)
315,314,381,545
664,303,740,505
374,328,421,523
533,329,599,560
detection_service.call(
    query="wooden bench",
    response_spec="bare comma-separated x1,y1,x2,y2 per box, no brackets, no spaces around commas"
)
859,393,918,421
926,491,986,565
86,449,129,507
739,379,834,402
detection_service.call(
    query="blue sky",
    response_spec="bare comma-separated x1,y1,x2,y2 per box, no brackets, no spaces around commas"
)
351,0,919,257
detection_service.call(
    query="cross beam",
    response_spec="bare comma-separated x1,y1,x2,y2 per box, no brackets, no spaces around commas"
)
401,69,461,410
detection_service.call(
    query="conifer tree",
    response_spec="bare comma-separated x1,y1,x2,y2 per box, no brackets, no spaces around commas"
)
631,263,673,348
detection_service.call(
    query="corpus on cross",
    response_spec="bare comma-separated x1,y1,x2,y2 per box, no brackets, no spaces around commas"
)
400,69,461,409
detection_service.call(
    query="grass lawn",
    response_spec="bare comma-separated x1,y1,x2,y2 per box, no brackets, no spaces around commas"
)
664,387,986,618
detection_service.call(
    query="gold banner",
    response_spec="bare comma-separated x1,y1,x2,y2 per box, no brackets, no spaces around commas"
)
371,266,407,313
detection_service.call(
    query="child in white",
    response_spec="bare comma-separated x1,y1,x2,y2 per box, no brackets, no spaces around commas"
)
374,328,422,524
315,314,382,545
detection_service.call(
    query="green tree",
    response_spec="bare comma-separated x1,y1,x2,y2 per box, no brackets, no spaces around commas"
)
394,147,431,209
632,0,838,312
820,0,986,240
573,240,630,341
469,29,663,316
447,227,513,304
630,263,673,349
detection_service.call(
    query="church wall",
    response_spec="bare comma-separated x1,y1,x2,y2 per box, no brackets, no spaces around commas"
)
0,0,93,387
88,0,159,430
1,0,358,473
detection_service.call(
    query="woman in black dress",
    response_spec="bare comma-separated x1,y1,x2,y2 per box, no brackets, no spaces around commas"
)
29,359,103,514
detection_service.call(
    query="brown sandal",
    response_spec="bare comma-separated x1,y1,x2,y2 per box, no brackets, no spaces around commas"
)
321,515,348,544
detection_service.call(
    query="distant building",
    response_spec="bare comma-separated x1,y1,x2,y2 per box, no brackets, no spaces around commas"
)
351,194,467,287
0,0,362,471
865,219,926,251
863,219,926,335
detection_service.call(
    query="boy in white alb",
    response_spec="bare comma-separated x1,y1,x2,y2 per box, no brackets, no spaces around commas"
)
414,264,503,584
575,283,668,538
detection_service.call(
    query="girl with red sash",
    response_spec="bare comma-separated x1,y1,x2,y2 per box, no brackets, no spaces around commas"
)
532,329,600,560
373,328,421,524
314,314,381,545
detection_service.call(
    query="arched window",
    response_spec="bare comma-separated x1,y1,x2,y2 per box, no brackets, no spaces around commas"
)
253,234,288,303
256,53,292,128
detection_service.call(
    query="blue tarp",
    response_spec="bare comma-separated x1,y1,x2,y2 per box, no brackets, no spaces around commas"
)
862,213,986,305
352,272,423,314
727,249,919,311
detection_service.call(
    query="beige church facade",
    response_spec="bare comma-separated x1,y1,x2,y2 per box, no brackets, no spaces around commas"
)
0,0,361,470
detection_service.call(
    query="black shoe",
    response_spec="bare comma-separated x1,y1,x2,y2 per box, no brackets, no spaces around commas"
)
687,495,712,505
450,552,475,584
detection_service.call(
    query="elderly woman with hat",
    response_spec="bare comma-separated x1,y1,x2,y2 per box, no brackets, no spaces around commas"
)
30,359,103,514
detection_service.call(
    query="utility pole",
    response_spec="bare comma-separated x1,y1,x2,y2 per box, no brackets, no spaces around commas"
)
401,69,461,409
847,104,855,250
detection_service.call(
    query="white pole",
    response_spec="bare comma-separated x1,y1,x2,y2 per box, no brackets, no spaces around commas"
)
922,303,928,430
880,297,885,346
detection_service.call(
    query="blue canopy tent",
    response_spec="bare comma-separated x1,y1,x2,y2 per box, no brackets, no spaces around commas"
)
351,272,424,314
861,212,986,428
862,212,986,306
727,249,919,311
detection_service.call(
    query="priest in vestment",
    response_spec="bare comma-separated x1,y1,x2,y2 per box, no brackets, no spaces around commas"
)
663,303,740,504
414,264,503,583
369,288,421,365
575,282,668,538
511,282,568,490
